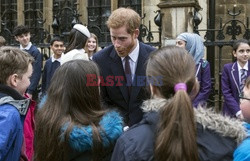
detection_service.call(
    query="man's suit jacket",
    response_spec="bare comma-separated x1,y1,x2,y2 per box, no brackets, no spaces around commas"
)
221,61,250,117
93,42,155,126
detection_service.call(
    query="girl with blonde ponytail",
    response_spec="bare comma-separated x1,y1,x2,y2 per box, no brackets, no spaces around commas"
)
111,46,246,161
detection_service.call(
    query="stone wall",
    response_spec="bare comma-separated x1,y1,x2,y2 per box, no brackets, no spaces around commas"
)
158,0,206,45
142,0,161,45
215,0,250,67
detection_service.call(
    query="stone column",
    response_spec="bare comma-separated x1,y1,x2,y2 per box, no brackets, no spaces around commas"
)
43,0,53,35
111,0,118,11
157,0,203,45
17,0,24,25
78,0,88,25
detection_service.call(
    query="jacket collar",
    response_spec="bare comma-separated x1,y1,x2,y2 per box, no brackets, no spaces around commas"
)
61,111,123,152
0,84,30,115
141,98,246,144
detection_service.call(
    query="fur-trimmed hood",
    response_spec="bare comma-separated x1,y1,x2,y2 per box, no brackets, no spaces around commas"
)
61,110,123,152
141,98,246,144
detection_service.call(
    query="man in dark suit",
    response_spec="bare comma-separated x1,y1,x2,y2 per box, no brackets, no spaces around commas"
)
93,7,155,126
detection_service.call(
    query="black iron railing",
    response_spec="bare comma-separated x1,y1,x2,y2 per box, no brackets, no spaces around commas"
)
195,5,250,110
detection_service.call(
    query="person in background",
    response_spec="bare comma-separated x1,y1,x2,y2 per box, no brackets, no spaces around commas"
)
176,32,211,107
61,24,90,64
111,46,246,161
0,46,34,161
93,7,155,126
85,33,100,60
13,25,42,100
0,36,6,47
41,36,64,95
221,39,250,119
234,76,250,161
34,60,123,161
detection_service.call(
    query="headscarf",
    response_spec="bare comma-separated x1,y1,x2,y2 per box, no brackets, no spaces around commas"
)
177,33,204,64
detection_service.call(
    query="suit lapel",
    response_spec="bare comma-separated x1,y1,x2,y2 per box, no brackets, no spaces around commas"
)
231,62,240,93
110,49,130,103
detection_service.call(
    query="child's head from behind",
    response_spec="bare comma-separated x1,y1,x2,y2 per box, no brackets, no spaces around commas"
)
0,46,34,94
13,25,31,48
232,39,250,66
65,24,90,54
240,76,250,122
35,60,106,161
146,46,199,161
47,59,101,115
146,46,196,98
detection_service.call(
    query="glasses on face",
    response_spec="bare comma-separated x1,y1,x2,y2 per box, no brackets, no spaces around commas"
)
239,93,250,101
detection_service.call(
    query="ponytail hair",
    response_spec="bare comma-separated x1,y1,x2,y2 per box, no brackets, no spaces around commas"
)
146,46,199,161
155,90,198,161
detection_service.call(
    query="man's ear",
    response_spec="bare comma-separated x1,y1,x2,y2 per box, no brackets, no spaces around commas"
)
6,74,18,88
134,29,140,38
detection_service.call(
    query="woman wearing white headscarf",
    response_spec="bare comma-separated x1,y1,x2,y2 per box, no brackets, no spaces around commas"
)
176,32,212,107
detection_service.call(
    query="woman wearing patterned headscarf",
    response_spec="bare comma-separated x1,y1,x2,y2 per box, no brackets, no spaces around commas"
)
176,32,211,107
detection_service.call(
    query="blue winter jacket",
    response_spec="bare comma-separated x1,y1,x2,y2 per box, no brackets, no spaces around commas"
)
61,110,123,161
0,85,30,161
234,123,250,161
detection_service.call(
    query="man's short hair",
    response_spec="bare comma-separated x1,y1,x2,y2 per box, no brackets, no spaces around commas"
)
0,46,34,84
13,25,30,36
106,7,141,34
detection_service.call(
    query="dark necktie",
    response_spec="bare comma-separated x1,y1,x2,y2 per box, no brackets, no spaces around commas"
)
125,56,132,93
240,69,247,92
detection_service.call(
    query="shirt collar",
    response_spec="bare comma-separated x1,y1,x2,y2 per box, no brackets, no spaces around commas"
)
20,42,32,50
121,39,139,62
51,55,62,63
237,61,248,71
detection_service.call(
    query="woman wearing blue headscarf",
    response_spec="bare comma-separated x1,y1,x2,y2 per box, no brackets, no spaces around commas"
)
176,32,211,107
